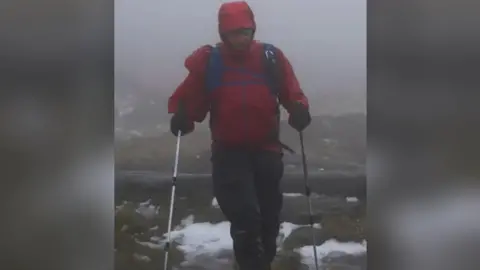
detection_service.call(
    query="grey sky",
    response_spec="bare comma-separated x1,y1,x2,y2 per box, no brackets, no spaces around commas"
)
115,0,365,114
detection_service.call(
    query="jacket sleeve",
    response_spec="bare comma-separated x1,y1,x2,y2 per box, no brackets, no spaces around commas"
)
167,45,211,123
275,48,310,113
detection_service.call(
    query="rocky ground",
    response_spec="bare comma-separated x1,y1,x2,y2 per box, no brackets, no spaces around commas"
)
115,113,366,174
115,177,366,270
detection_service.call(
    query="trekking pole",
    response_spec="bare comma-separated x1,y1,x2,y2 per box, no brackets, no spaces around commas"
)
299,131,319,270
164,131,182,270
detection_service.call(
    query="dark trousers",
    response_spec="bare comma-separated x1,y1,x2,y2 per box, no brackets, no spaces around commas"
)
211,146,284,270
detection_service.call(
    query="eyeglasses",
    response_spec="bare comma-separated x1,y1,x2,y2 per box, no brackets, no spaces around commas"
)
225,28,254,37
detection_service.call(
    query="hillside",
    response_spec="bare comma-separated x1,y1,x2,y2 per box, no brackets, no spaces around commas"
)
115,86,365,140
115,113,366,173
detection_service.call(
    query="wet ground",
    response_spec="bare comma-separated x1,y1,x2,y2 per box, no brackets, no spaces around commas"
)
115,172,366,270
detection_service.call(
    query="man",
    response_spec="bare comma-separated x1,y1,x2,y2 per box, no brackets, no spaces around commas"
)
167,1,311,269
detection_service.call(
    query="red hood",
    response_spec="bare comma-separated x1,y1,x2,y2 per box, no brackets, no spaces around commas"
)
218,1,256,34
218,1,256,59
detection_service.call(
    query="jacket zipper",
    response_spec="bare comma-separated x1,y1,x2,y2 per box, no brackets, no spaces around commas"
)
242,83,248,142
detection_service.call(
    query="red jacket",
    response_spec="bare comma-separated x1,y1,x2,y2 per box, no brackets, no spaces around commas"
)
168,1,309,152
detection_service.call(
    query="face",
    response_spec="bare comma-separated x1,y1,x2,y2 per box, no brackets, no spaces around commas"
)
223,28,254,50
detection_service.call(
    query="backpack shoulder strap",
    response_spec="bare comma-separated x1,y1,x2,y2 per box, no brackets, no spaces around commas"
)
262,43,283,98
262,43,296,153
205,44,223,94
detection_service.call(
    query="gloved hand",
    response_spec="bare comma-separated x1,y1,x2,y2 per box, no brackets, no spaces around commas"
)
170,101,194,136
288,101,311,132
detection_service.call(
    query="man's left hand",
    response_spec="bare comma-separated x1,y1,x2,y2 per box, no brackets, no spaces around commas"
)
288,102,311,132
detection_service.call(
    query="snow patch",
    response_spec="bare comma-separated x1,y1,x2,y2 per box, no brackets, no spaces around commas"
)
139,199,151,206
115,201,128,213
297,239,367,268
176,214,195,229
279,222,301,240
346,197,359,203
135,200,159,220
118,106,134,117
150,235,161,242
162,215,325,263
283,193,304,197
133,253,151,262
211,197,220,208
135,239,163,250
164,221,232,262
283,192,323,198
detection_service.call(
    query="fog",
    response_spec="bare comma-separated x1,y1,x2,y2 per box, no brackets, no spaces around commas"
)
115,0,366,115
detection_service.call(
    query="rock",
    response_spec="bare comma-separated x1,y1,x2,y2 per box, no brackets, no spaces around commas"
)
116,202,149,235
281,211,365,253
115,250,137,270
319,214,365,243
321,253,366,269
133,253,151,263
178,253,236,270
281,194,363,225
282,226,328,251
115,201,160,237
320,262,363,270
115,230,136,253
271,250,308,270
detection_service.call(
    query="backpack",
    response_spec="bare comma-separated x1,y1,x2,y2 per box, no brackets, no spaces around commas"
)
205,42,282,99
204,43,295,153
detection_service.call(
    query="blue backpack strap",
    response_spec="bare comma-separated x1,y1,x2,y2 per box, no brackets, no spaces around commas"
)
205,44,223,94
262,43,282,97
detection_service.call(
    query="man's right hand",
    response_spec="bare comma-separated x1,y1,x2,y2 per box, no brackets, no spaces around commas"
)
170,113,194,136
